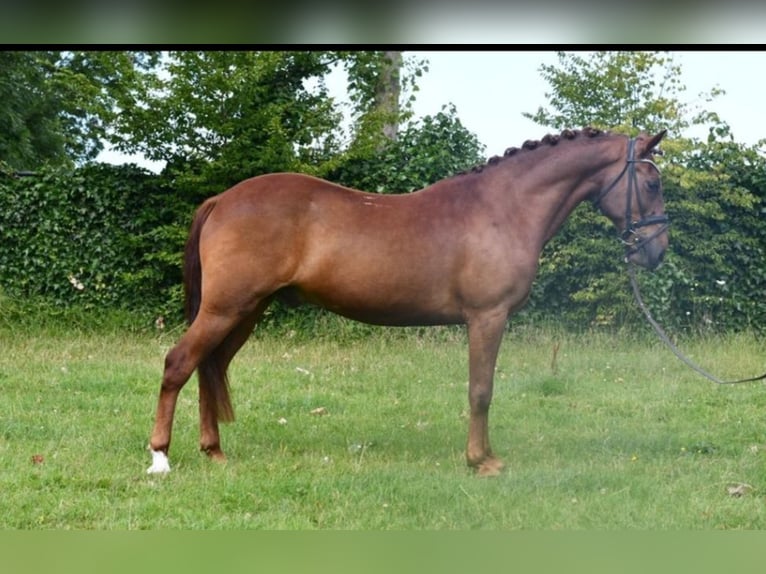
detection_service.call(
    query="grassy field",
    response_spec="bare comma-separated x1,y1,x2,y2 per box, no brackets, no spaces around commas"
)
1,319,765,529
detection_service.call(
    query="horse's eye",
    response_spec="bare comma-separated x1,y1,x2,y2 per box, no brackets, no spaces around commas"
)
647,180,660,194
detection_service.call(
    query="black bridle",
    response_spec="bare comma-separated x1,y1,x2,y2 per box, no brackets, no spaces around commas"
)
594,137,670,259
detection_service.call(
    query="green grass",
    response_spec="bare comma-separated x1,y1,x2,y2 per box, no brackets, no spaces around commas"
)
1,320,765,529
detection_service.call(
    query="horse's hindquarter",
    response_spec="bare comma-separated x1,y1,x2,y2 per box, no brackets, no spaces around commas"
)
201,174,538,326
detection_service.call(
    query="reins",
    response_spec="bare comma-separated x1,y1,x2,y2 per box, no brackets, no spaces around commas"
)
627,263,766,385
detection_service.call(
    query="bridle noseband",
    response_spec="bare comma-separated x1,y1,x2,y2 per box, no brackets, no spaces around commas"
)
594,137,670,258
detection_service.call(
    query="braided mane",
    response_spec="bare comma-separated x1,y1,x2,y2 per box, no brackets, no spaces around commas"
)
463,126,609,175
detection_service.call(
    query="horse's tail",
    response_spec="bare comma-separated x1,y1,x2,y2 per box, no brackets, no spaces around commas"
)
183,198,216,324
183,198,235,422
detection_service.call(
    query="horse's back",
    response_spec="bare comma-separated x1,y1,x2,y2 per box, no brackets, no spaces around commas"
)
222,172,373,207
208,172,453,240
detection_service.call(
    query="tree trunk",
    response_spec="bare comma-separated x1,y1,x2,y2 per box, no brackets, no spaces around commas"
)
375,51,401,143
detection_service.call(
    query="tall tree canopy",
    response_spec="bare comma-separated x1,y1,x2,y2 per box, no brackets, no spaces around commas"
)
85,51,440,194
1,51,425,178
525,51,695,135
0,51,158,172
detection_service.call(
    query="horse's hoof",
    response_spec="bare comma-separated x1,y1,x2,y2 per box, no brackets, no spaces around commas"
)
475,457,505,477
202,446,227,462
147,449,171,474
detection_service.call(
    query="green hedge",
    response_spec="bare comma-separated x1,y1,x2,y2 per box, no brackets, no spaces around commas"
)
0,164,192,323
1,148,764,334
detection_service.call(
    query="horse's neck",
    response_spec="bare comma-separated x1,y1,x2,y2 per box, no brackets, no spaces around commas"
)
500,141,622,246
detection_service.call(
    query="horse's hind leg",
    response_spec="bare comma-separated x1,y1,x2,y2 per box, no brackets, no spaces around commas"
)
147,312,242,474
198,303,267,460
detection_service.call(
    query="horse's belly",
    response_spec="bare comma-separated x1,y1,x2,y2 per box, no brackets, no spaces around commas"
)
294,279,463,327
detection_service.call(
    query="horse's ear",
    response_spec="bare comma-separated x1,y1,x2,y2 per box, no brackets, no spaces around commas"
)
640,129,667,158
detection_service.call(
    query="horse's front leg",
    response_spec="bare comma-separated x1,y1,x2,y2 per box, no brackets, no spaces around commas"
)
465,309,508,477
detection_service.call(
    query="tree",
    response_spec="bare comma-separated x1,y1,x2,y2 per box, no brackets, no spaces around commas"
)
376,51,403,143
107,51,430,196
0,52,62,171
343,50,403,147
330,103,485,193
524,51,695,136
341,51,427,157
0,51,157,172
108,51,339,195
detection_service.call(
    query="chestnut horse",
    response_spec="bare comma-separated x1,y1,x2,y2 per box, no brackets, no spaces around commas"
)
147,127,669,476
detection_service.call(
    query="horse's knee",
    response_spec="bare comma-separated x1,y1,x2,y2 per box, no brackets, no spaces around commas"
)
469,385,493,413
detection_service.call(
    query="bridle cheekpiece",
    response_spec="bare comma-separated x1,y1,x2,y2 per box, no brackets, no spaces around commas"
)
594,137,670,259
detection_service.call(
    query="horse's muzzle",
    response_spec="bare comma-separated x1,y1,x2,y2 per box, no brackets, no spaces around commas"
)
624,224,669,270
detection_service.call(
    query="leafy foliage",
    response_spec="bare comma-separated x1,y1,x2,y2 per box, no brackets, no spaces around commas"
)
524,51,696,135
110,51,345,196
330,104,484,193
646,136,766,332
0,164,191,321
0,51,158,171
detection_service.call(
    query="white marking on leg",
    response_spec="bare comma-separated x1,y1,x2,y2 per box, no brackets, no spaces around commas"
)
147,449,171,474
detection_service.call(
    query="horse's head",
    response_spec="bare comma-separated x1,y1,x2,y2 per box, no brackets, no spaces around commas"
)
594,130,669,270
